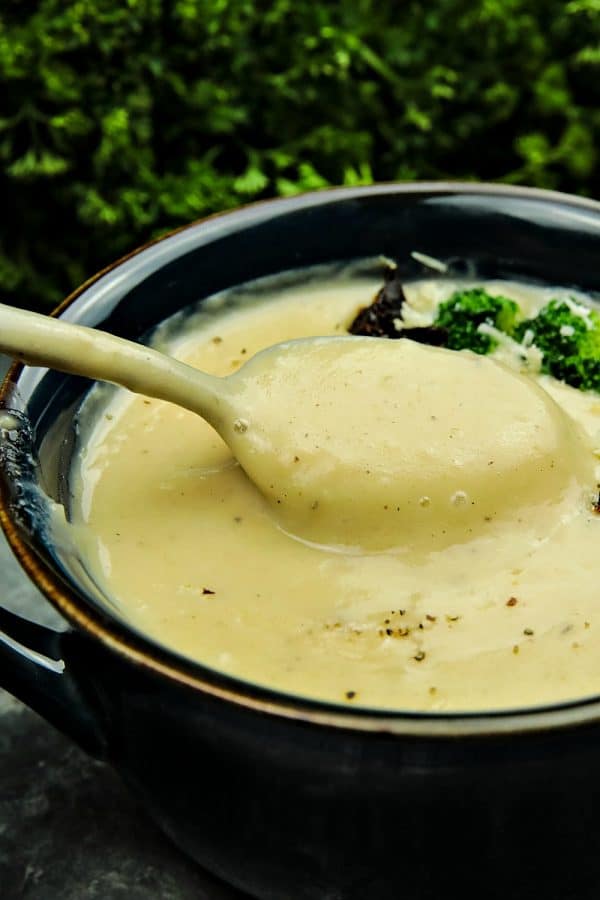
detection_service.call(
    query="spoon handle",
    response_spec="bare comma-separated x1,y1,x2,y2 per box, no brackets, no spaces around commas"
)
0,303,229,426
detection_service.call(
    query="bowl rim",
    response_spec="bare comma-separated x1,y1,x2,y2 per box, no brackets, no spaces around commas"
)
4,179,600,739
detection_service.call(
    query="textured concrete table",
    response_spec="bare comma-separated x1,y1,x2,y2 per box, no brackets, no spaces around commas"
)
0,361,244,899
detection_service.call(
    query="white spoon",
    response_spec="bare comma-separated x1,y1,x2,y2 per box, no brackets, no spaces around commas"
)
0,302,585,551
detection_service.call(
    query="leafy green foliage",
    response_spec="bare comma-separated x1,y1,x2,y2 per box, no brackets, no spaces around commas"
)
1,1,599,309
515,300,600,391
434,289,519,353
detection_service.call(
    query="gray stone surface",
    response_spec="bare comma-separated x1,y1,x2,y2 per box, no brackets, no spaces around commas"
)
0,361,245,899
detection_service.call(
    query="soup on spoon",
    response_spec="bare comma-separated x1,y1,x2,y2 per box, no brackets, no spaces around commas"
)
222,335,592,550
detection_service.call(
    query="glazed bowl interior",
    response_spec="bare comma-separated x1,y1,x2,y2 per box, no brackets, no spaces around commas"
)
3,183,600,723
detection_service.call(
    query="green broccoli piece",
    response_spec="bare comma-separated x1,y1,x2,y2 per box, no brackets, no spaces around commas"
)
433,288,519,354
514,300,600,391
579,328,600,391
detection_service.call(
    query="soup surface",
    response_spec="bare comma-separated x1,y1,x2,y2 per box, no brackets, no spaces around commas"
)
71,270,600,711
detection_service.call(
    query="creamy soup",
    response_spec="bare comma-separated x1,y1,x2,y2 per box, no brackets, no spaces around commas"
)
70,271,600,712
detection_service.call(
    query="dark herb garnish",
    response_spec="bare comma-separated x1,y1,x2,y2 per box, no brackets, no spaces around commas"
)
348,269,407,337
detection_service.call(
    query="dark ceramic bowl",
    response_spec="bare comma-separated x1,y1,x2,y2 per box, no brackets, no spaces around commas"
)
2,184,600,900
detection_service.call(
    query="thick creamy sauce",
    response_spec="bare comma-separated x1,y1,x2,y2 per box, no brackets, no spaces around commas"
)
72,274,600,711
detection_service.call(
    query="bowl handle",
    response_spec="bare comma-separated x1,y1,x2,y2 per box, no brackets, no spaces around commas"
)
0,605,107,757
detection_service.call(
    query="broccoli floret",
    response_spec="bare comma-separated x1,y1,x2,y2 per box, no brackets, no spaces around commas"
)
578,328,600,391
514,300,600,391
433,288,519,354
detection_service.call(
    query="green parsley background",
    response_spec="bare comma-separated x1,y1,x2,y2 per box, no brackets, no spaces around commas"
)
1,0,599,311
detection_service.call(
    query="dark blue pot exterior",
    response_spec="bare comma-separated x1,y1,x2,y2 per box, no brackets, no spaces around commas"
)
2,184,600,900
63,629,600,900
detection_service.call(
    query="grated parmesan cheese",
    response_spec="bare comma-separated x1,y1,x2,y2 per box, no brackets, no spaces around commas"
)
410,251,448,273
477,322,544,374
563,297,593,329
